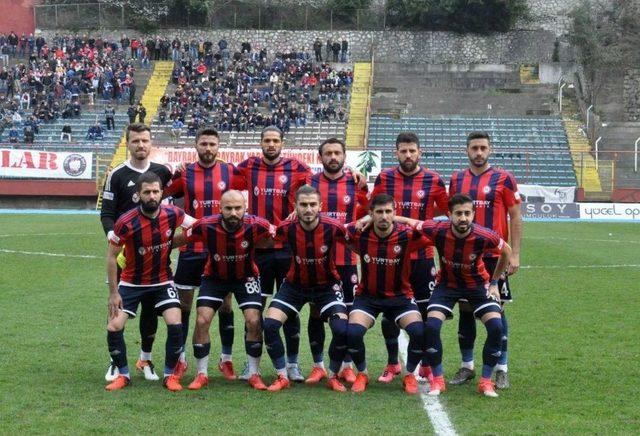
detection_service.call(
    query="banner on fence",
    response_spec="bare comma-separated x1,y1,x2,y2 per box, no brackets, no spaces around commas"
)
0,149,93,180
151,147,382,179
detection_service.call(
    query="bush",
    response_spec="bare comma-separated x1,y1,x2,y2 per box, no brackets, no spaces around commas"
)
385,0,529,33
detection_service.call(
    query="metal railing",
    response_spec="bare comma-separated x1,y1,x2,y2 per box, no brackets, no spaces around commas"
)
35,3,387,31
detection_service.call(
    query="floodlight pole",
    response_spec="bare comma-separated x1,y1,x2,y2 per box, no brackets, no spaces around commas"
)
559,83,566,113
595,136,601,171
586,105,594,137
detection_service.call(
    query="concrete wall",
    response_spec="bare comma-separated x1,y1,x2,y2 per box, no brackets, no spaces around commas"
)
40,28,558,64
0,0,37,34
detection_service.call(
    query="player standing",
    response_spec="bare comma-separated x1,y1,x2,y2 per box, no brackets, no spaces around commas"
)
263,185,349,392
163,127,245,381
307,138,369,384
105,171,193,391
235,126,312,381
172,190,273,391
448,131,522,389
396,194,512,397
100,123,172,382
344,194,429,394
370,132,448,382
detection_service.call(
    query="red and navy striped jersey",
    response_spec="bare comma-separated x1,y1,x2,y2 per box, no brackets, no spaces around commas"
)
109,205,186,286
344,223,430,299
308,171,369,266
372,166,448,259
275,214,343,288
237,156,311,249
448,167,520,257
417,220,504,291
163,161,245,253
185,214,273,281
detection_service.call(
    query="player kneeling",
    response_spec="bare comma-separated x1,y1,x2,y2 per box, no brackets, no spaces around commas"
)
263,186,349,392
397,194,511,398
173,190,273,390
104,172,194,391
343,194,431,394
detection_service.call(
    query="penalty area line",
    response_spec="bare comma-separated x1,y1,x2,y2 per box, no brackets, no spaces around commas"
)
0,248,100,259
398,332,458,436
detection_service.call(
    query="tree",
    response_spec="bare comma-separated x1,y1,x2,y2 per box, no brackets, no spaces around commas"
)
569,0,633,106
385,0,528,33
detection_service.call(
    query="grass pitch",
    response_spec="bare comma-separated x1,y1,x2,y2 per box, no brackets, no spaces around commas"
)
0,215,638,434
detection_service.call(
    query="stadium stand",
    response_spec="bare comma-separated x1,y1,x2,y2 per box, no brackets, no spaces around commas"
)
147,45,352,147
367,115,577,186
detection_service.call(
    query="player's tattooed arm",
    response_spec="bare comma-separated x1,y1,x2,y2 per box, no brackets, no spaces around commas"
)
106,243,123,319
392,215,421,228
354,214,372,232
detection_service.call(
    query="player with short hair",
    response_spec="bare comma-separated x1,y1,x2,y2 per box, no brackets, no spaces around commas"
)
172,190,273,391
344,193,430,394
395,193,512,397
236,126,312,381
163,127,245,381
100,123,172,382
307,137,369,384
263,185,349,392
105,171,194,391
448,131,522,389
370,132,448,383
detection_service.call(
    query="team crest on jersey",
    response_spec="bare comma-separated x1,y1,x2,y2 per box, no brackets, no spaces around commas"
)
343,195,351,204
132,192,140,203
483,186,491,194
165,229,172,237
320,245,328,253
416,190,425,199
213,254,221,261
295,255,302,264
431,267,436,276
253,186,260,196
351,274,358,284
363,254,371,263
192,199,199,209
469,253,477,261
218,181,227,190
393,245,402,254
241,240,249,249
279,175,288,184
138,247,146,255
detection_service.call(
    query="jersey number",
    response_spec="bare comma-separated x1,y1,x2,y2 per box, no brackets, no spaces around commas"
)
245,280,261,294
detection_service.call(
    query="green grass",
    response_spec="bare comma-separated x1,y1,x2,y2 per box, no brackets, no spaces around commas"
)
0,216,639,434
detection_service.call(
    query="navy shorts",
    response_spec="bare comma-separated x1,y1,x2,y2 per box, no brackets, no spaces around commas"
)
483,256,513,302
255,247,292,295
428,284,502,320
196,276,263,311
174,251,208,289
118,283,181,318
410,257,437,316
336,264,358,307
270,280,347,321
351,294,421,326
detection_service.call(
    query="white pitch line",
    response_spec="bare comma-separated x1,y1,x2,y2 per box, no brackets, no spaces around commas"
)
525,236,640,244
0,232,96,238
521,264,639,269
398,332,458,436
0,248,100,259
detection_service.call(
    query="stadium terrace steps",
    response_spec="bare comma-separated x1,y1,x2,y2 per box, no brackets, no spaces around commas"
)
96,61,174,209
345,63,372,150
150,121,346,148
563,118,602,192
367,115,577,186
